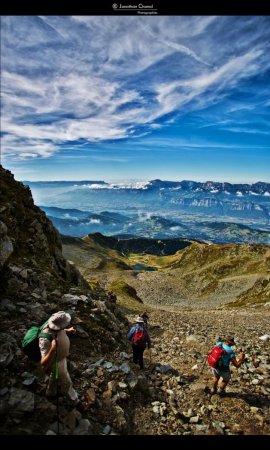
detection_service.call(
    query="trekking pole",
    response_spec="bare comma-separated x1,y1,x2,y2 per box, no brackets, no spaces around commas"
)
244,360,249,371
146,347,152,369
201,355,208,374
240,347,248,369
239,347,250,379
55,340,60,435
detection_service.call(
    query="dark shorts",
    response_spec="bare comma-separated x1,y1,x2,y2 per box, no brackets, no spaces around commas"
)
212,367,231,381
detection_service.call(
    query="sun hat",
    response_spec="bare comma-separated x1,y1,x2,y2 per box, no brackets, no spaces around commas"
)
135,316,145,323
48,311,71,331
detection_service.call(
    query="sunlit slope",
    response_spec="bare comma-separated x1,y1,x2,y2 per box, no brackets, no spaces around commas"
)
131,242,270,309
62,234,131,274
62,234,270,309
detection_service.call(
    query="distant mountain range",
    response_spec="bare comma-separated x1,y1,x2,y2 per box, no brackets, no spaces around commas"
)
23,179,270,244
24,178,270,194
24,180,107,187
146,179,270,195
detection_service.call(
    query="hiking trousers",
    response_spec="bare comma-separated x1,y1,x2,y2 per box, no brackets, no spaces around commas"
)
46,358,78,401
132,344,145,369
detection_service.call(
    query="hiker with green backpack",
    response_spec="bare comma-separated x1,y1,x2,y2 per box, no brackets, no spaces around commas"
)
127,316,151,370
207,336,246,395
23,311,79,403
39,311,78,403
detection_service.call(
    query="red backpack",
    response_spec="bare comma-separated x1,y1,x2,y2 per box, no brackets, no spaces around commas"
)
207,344,226,368
133,328,147,347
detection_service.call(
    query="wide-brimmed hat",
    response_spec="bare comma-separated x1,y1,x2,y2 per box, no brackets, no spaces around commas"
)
48,311,71,331
135,316,145,323
225,336,235,346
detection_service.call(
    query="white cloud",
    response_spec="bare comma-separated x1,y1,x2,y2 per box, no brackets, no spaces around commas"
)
87,219,101,224
1,134,59,160
1,16,270,160
152,49,264,122
223,127,270,136
80,181,151,190
140,23,212,66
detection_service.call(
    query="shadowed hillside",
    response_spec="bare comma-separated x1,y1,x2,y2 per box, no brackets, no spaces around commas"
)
0,167,133,435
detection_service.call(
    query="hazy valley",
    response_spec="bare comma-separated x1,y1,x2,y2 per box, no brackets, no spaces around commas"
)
25,179,270,246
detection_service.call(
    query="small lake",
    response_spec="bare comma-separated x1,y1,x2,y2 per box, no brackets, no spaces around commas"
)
131,263,157,271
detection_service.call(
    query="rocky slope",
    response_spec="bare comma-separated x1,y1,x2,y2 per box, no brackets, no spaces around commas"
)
131,242,270,309
1,166,269,436
0,167,131,435
128,306,270,435
0,166,89,300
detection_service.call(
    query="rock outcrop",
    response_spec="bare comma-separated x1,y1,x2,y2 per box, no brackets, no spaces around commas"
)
0,166,89,301
0,166,131,435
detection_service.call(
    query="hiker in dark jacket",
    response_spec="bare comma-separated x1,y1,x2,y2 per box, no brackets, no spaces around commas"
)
105,290,117,313
140,311,149,328
39,311,78,403
210,336,245,395
127,316,151,369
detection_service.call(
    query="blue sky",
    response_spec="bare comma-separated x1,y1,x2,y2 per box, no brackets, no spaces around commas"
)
1,15,270,183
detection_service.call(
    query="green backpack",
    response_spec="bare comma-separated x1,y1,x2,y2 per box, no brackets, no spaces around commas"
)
22,320,52,362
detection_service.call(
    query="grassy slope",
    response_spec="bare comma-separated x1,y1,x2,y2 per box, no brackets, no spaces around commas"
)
62,236,270,310
62,235,145,315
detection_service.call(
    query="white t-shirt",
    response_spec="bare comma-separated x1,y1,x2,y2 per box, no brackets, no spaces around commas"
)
39,327,70,361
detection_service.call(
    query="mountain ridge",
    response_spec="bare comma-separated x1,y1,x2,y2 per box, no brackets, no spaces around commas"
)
24,178,270,194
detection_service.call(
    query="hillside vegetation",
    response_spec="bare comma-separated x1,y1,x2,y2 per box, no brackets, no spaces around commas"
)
62,235,270,310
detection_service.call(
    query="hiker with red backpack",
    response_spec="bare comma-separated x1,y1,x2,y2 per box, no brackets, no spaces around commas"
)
207,336,246,395
127,316,151,369
38,311,79,403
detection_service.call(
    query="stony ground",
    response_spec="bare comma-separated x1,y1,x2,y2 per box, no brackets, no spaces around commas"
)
1,297,270,435
130,269,269,310
125,305,270,435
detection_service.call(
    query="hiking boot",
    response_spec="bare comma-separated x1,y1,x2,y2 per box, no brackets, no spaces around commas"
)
68,396,80,405
210,387,217,395
46,394,58,401
217,388,226,396
203,386,211,394
76,401,88,412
